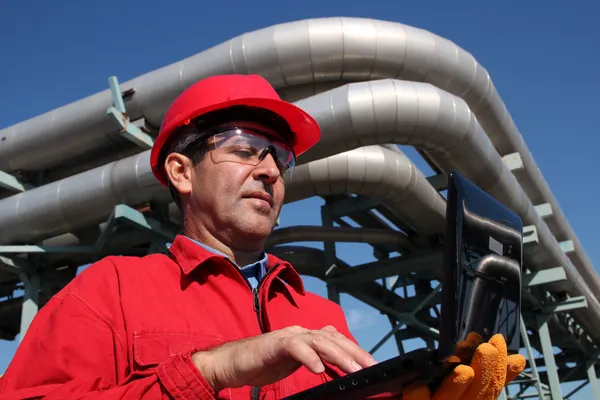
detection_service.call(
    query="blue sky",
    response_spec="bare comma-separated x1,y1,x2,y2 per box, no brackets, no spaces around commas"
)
0,0,598,398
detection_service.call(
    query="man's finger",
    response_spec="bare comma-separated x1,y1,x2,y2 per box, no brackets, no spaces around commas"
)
432,364,474,400
483,334,508,399
459,343,498,399
299,332,365,375
321,325,338,332
283,325,310,335
505,354,527,384
317,329,378,369
283,335,325,374
454,332,484,364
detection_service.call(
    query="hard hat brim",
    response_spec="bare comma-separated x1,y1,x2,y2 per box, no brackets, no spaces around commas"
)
150,96,321,187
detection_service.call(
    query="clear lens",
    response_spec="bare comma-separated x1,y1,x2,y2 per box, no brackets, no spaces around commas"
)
207,128,295,179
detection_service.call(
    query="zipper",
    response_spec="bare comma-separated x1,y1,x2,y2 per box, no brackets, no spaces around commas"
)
253,286,265,333
249,263,280,400
224,259,281,400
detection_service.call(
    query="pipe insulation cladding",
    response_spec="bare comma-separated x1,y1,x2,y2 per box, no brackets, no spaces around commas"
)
0,18,592,319
0,80,599,343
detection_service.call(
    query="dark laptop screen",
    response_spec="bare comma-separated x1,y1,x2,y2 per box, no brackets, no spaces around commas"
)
444,171,523,356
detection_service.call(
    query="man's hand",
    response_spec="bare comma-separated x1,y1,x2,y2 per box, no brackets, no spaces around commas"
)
403,333,526,400
192,325,377,392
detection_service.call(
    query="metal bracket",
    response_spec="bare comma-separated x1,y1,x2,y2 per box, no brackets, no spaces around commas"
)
525,267,567,287
535,203,553,219
523,225,539,245
95,204,177,253
106,76,154,149
542,296,588,314
502,152,524,171
0,254,26,275
326,195,381,219
0,170,31,193
560,239,575,254
426,173,448,191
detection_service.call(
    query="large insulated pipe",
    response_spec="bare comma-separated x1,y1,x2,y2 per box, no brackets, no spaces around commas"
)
0,145,442,245
1,80,599,342
285,145,446,236
0,18,590,309
0,80,600,335
293,79,600,296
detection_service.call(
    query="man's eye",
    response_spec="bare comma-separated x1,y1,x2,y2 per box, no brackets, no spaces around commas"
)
231,147,258,157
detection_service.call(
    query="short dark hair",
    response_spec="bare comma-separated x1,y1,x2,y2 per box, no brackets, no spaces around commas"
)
159,105,295,209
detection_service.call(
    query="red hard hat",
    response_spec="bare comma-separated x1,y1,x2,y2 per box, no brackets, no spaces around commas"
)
150,74,321,187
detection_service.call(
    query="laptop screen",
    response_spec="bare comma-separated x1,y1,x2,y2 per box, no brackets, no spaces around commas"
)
440,171,523,358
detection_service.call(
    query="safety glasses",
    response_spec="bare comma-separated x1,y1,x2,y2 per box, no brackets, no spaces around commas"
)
204,127,296,180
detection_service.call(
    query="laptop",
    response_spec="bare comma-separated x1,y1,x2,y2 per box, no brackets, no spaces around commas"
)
283,171,523,399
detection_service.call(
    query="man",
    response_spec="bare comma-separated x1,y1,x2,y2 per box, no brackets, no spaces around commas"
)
0,74,524,399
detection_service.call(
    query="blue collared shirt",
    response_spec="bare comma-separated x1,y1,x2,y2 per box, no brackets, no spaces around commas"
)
184,236,268,289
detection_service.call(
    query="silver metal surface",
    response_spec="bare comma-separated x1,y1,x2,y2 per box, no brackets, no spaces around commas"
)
287,145,446,236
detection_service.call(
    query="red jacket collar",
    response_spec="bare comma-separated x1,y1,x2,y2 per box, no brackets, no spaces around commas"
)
168,235,305,294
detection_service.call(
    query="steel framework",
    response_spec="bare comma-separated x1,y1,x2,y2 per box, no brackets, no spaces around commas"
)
0,17,598,399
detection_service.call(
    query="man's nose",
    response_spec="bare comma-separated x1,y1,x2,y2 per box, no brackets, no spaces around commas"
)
253,153,281,183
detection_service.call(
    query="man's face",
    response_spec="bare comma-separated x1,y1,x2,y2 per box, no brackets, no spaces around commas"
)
166,121,291,251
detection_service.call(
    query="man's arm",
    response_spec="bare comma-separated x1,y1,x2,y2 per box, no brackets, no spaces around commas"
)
0,259,217,400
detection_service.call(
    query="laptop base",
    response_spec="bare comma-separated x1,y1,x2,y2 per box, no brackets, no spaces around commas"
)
282,348,457,400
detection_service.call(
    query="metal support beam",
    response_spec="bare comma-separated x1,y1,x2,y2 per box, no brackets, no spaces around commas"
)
369,322,403,355
587,361,600,400
321,203,340,305
525,267,567,288
564,381,590,399
18,272,40,342
520,314,547,399
348,289,439,339
96,204,177,253
0,254,25,275
107,76,154,149
542,296,587,314
426,174,448,191
537,314,564,399
325,251,443,286
0,170,31,193
326,195,381,219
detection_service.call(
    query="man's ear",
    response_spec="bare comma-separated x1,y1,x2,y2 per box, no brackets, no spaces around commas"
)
164,153,193,196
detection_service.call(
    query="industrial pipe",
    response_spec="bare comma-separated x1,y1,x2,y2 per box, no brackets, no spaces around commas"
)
0,18,590,296
0,79,597,342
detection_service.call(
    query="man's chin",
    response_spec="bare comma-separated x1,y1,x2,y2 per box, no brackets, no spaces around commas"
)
233,221,277,243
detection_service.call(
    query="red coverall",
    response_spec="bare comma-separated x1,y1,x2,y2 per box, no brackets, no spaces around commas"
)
0,235,362,399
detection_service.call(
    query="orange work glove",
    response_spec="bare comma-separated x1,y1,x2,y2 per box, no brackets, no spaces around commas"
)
403,333,526,400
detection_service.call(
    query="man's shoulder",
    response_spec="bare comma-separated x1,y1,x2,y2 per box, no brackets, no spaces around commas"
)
82,252,171,272
58,253,173,295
